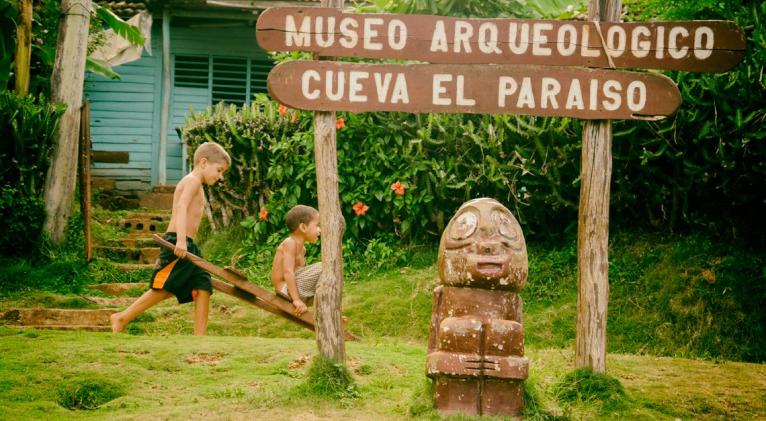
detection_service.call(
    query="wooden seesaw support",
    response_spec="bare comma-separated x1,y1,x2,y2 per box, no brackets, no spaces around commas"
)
153,234,342,335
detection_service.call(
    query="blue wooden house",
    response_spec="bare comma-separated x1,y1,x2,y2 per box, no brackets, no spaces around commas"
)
85,0,317,191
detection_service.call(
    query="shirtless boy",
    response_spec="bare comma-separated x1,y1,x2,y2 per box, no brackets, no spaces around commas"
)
110,142,230,335
271,205,321,316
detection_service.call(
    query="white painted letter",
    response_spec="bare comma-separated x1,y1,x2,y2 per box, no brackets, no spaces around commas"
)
339,18,359,48
532,23,553,56
631,26,651,58
326,70,345,102
606,25,626,58
316,17,336,48
565,79,584,110
364,18,384,50
390,73,409,104
557,24,578,56
456,75,475,106
540,77,561,109
348,71,368,103
694,26,714,59
626,81,646,112
374,73,392,102
478,22,501,54
581,24,601,57
302,70,320,100
285,15,311,47
431,20,448,52
602,80,622,111
508,23,529,54
389,19,407,50
668,26,689,59
454,21,473,53
433,74,452,105
498,77,518,107
517,77,535,109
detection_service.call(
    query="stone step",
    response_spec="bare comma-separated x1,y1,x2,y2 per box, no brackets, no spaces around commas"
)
88,282,147,296
0,309,114,329
125,212,171,221
94,246,160,264
82,296,137,307
121,233,158,248
152,185,176,194
115,263,154,272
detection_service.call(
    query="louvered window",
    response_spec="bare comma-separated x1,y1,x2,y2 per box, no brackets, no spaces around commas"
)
173,55,273,106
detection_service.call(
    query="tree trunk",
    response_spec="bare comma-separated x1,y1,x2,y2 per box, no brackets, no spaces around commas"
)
14,0,32,94
575,0,621,374
312,0,346,362
43,0,91,244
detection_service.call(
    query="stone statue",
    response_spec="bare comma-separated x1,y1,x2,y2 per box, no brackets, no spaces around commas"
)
426,198,529,417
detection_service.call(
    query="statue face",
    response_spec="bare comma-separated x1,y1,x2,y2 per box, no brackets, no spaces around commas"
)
437,198,527,290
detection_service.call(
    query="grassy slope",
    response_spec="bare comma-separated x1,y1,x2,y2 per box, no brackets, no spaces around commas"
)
1,223,765,419
1,328,765,421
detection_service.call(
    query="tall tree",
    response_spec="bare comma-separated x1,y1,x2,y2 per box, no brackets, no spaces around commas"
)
42,0,90,244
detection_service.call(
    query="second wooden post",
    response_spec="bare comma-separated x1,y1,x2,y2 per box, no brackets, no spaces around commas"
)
312,0,346,363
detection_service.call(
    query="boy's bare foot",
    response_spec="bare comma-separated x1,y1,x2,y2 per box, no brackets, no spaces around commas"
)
110,313,126,333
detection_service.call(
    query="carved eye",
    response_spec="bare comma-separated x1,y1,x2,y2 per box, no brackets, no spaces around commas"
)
451,210,478,241
493,210,519,240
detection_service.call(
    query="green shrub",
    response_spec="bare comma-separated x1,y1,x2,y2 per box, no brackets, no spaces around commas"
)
56,378,123,410
0,187,45,257
554,368,625,405
298,355,359,404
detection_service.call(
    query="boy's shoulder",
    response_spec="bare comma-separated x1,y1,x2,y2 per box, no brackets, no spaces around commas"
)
175,173,202,190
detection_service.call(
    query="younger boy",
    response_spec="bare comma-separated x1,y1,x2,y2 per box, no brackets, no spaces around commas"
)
272,205,321,316
110,142,230,335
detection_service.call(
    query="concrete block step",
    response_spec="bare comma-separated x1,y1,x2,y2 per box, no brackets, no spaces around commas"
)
125,212,170,221
121,233,159,248
88,282,147,296
115,263,154,272
117,218,167,234
0,309,114,328
138,191,174,210
94,246,159,264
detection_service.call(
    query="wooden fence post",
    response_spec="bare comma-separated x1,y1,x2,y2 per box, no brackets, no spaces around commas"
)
14,0,32,94
576,0,622,373
79,100,92,261
312,0,346,362
43,0,91,245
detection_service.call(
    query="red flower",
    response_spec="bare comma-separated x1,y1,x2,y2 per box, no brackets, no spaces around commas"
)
352,201,369,216
391,180,406,196
278,104,288,116
259,207,269,221
336,117,346,129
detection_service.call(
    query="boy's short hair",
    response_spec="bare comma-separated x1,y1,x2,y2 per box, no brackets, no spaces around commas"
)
193,142,231,166
285,205,319,232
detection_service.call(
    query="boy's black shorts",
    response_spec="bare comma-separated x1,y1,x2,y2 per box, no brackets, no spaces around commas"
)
150,232,212,304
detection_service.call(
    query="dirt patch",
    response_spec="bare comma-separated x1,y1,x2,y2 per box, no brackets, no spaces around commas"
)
288,354,312,370
186,352,226,366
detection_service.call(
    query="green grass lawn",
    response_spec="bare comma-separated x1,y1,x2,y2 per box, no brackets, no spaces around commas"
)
1,226,764,419
1,328,764,420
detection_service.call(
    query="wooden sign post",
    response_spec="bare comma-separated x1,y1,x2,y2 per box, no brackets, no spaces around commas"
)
257,4,745,371
575,0,620,374
313,0,346,363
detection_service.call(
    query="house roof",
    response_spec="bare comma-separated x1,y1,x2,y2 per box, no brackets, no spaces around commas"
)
100,0,321,18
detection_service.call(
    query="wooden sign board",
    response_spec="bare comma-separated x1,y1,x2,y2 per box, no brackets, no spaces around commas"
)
267,61,681,120
256,7,746,72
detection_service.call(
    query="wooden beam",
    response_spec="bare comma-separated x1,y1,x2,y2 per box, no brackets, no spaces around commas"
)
206,0,319,10
159,8,171,185
575,0,622,374
43,0,91,244
312,0,346,362
152,234,318,329
14,0,32,94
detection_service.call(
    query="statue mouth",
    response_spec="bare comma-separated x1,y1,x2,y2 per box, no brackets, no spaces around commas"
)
475,261,504,276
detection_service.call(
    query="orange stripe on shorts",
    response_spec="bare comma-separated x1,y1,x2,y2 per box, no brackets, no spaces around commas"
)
152,258,179,289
